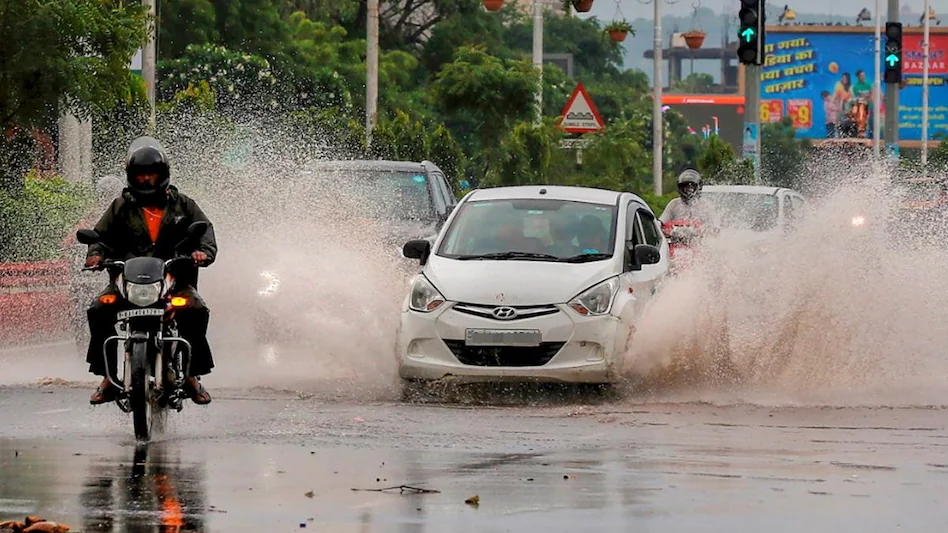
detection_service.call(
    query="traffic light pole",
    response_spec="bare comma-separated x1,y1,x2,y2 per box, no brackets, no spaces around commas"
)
884,0,900,156
745,65,761,184
873,0,881,158
737,0,764,184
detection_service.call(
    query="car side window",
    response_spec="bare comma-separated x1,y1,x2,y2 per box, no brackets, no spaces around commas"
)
637,209,662,247
431,170,454,207
426,171,448,215
792,195,806,218
625,202,640,244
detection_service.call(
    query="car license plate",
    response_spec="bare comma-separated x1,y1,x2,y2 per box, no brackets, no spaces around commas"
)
465,329,541,347
117,308,165,320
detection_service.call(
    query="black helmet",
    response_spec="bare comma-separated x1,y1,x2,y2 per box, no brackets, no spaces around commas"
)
125,136,171,201
677,168,702,204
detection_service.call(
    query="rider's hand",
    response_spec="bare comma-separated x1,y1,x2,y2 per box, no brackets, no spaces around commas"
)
191,251,209,265
84,255,102,268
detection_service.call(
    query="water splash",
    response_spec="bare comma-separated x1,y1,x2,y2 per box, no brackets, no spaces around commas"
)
625,156,948,407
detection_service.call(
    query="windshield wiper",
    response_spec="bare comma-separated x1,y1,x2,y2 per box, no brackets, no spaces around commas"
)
561,253,613,263
455,251,561,261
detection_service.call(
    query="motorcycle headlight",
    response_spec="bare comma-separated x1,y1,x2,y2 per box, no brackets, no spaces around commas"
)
568,277,619,316
851,215,867,227
125,281,162,307
408,275,445,312
259,270,280,297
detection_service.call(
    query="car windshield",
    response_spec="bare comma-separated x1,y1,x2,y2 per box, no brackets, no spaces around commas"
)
299,168,436,222
702,192,779,231
437,198,618,262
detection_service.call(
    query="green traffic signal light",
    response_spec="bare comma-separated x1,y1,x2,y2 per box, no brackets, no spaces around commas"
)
741,28,756,42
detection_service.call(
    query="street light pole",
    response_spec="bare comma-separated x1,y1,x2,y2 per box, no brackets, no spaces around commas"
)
366,0,379,147
533,0,543,125
652,0,663,196
143,0,157,133
922,0,931,168
872,0,881,158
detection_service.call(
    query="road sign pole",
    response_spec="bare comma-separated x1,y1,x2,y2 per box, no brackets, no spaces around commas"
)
652,0,663,196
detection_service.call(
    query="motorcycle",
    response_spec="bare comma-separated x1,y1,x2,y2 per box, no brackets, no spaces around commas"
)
663,218,706,275
75,221,209,442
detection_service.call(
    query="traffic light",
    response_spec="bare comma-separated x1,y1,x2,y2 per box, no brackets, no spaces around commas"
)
884,22,903,83
738,0,765,65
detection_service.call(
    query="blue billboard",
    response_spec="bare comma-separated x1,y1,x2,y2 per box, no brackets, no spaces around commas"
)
759,30,948,142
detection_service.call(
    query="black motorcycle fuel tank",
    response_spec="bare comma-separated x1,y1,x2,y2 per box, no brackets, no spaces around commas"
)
123,257,165,284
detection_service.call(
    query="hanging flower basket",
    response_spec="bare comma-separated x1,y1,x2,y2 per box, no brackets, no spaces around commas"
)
483,0,503,11
573,0,594,12
604,21,634,43
682,30,706,49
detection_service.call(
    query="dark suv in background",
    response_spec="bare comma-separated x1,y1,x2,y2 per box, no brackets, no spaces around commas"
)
251,159,459,344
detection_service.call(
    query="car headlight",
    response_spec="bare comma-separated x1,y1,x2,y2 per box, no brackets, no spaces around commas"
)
568,277,619,316
851,215,867,227
126,281,161,307
409,275,445,312
259,271,280,297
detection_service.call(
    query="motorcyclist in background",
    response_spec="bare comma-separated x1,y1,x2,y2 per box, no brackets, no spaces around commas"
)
658,168,715,226
83,136,217,406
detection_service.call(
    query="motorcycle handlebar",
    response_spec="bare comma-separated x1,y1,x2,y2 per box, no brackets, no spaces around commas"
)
81,256,207,273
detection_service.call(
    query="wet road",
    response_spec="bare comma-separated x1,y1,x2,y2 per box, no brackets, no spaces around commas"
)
2,383,948,532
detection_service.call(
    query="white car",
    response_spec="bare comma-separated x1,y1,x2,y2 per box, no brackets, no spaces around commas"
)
699,185,807,234
395,185,668,390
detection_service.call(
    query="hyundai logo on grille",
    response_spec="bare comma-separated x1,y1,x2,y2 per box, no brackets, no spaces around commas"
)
492,306,518,320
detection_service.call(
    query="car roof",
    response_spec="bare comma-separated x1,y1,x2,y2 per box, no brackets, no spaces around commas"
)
307,159,432,173
702,185,789,195
465,185,639,206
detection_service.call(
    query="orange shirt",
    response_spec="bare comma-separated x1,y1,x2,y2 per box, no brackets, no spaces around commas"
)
142,207,164,243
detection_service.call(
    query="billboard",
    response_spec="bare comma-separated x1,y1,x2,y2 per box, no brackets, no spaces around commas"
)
759,29,948,141
662,95,745,153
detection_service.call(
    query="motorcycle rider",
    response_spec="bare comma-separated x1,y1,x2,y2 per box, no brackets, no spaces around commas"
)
658,168,715,226
83,136,217,406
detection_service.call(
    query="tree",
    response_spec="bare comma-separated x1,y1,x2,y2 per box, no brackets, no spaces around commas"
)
0,0,148,132
432,46,539,151
761,117,811,190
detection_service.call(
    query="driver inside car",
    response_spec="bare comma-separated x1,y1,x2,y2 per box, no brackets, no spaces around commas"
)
83,136,218,406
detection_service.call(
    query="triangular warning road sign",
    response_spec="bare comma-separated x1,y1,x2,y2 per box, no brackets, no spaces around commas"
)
557,83,605,134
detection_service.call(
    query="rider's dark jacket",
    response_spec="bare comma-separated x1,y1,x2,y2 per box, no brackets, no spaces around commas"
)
86,185,217,286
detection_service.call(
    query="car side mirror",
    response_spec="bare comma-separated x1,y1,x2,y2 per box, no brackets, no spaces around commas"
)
625,242,660,271
403,239,432,265
76,229,101,245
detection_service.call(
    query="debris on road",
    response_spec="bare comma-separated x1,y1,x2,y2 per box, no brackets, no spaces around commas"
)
465,495,480,506
304,491,315,498
0,516,70,532
351,485,440,494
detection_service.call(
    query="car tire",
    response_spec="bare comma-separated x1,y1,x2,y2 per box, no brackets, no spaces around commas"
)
398,378,439,403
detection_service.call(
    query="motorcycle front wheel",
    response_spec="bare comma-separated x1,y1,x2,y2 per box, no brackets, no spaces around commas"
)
129,340,154,442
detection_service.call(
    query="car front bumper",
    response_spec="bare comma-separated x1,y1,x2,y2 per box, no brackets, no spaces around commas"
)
395,302,630,384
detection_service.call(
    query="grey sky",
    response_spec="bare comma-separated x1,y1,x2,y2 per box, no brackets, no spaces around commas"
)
583,0,948,19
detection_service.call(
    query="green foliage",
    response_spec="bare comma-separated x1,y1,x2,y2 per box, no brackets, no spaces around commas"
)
670,73,715,93
0,0,149,132
604,20,634,34
761,117,812,189
488,121,569,187
0,172,91,261
432,46,540,147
